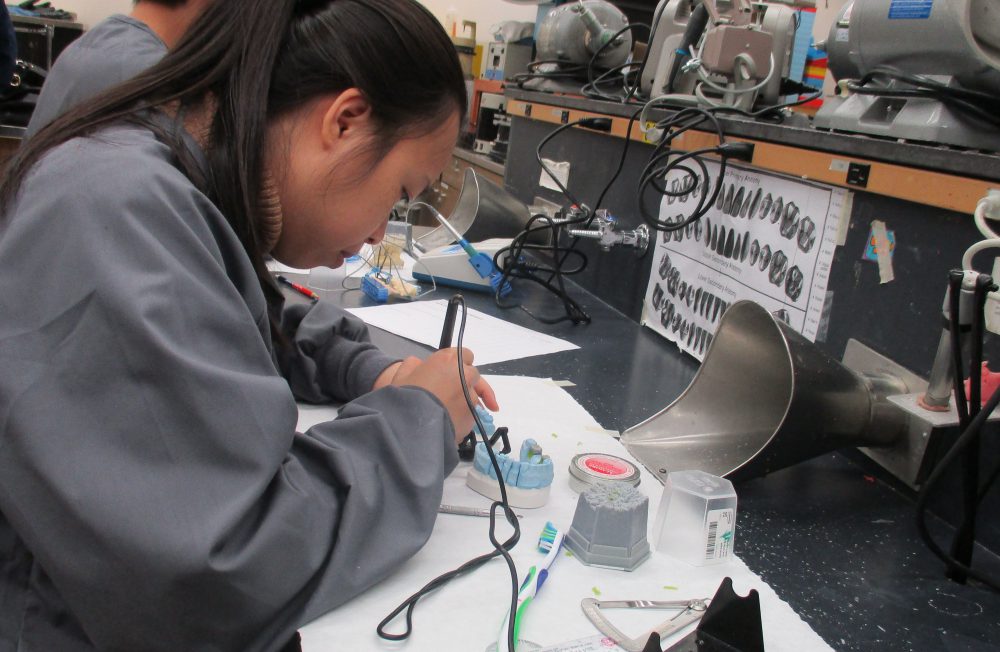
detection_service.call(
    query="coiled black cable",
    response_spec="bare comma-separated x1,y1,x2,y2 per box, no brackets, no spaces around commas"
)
377,296,522,647
638,106,753,232
488,117,622,325
492,210,592,325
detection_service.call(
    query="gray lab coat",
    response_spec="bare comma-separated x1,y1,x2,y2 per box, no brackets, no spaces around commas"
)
0,122,458,651
26,14,166,138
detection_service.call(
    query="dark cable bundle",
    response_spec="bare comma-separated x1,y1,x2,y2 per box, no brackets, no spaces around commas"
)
490,115,631,325
511,22,649,102
711,80,823,122
638,106,753,232
580,23,649,103
511,59,589,86
498,68,807,322
845,65,1000,131
916,271,1000,592
377,296,523,649
492,207,593,325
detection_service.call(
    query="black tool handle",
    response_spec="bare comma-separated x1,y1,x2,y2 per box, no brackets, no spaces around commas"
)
438,294,462,349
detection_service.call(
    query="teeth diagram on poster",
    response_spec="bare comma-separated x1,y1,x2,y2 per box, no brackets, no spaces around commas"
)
642,162,845,361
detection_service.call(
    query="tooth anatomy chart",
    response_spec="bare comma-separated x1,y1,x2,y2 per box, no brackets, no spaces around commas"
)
642,162,846,361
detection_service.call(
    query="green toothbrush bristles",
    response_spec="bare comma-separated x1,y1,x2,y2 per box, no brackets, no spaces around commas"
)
538,521,560,552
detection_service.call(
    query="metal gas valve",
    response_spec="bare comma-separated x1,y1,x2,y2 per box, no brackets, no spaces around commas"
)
568,209,650,255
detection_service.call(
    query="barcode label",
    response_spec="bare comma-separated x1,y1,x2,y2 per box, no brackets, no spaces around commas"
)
706,521,719,558
705,508,735,560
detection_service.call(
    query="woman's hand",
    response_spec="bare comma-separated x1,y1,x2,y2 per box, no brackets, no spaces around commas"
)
380,349,498,440
372,359,409,390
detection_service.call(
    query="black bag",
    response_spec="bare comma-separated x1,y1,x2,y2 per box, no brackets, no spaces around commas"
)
0,2,13,87
0,59,44,128
0,3,31,127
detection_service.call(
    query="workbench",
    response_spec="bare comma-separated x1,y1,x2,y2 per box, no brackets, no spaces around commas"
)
280,273,1000,651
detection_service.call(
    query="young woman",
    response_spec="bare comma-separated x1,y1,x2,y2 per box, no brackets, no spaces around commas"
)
0,1,497,650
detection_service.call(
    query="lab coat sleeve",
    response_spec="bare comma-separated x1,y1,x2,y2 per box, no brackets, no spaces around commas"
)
0,134,457,652
276,300,400,403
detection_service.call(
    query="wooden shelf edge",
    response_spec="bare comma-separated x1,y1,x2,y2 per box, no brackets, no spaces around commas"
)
507,98,996,216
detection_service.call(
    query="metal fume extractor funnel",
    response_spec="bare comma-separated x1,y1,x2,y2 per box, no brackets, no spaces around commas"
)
622,300,914,483
414,168,530,252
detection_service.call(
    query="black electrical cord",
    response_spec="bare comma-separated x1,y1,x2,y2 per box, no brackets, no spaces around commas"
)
535,118,592,207
581,23,649,103
946,269,971,582
708,87,824,123
582,62,644,102
949,271,970,429
498,110,641,324
503,25,811,321
916,379,1000,593
916,272,1000,592
845,65,1000,131
377,297,522,646
638,106,754,232
949,274,993,582
493,211,592,325
593,107,640,216
530,107,643,307
637,75,824,125
512,60,589,87
488,117,621,325
665,2,709,94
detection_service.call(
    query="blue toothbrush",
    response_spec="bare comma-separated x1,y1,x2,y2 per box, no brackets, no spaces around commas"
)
497,521,564,652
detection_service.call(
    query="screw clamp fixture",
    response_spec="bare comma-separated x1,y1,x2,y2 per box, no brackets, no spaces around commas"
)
568,209,650,255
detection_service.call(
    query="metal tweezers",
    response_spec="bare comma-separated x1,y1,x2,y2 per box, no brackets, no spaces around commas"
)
581,597,710,652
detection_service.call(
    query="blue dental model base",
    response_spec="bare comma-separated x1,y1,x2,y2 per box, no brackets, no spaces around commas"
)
458,405,508,462
466,439,555,509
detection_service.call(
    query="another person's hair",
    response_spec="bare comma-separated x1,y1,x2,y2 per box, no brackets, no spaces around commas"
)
2,0,466,306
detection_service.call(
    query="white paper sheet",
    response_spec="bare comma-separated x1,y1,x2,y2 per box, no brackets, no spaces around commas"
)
642,162,845,361
299,376,832,652
346,300,579,365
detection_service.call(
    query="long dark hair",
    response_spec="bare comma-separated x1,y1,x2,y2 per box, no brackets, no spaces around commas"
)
1,0,466,306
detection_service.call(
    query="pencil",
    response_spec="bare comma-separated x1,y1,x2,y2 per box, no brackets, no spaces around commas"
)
276,275,320,302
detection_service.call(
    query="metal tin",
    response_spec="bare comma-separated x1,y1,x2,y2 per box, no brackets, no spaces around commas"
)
568,453,641,493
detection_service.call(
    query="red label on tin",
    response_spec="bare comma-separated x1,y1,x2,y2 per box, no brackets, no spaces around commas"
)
584,457,630,476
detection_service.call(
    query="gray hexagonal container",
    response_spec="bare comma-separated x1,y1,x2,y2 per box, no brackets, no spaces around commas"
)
564,481,650,571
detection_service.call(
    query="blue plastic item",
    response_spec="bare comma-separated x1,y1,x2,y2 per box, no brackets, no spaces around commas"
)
473,438,554,489
361,272,390,303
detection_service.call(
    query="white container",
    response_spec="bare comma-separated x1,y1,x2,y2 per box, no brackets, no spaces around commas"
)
653,470,737,566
